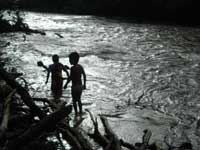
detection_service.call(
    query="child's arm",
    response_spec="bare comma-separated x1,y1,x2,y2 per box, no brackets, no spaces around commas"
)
45,67,50,84
64,68,71,89
37,61,48,71
63,77,71,89
42,64,48,71
82,67,86,89
62,65,70,78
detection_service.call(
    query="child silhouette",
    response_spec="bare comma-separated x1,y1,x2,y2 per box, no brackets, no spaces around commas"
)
45,54,69,101
64,52,86,115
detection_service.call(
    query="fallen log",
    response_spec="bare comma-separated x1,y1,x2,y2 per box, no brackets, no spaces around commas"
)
56,110,94,150
120,139,136,150
59,127,83,150
0,68,46,119
7,104,72,150
67,126,94,150
0,90,16,139
100,116,121,150
32,98,50,104
32,97,53,109
8,114,33,130
86,109,109,147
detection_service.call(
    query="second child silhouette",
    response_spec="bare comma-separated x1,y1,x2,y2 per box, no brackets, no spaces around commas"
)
46,54,69,102
64,52,86,115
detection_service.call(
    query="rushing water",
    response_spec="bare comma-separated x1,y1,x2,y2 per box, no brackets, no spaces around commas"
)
1,12,200,149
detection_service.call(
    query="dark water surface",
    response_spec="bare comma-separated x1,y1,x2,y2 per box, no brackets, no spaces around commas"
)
1,12,200,149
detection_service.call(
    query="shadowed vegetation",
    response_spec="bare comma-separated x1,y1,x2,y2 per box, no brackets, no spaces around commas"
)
0,0,199,25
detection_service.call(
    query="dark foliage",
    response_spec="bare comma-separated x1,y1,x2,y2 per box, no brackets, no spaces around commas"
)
1,0,198,24
0,0,199,25
0,9,45,34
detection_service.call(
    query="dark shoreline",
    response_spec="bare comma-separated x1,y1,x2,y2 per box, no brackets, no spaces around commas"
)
17,7,200,29
1,0,200,28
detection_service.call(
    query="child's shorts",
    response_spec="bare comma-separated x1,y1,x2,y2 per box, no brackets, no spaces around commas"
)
71,85,82,101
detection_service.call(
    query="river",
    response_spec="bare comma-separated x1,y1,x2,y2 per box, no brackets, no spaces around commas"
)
1,12,200,149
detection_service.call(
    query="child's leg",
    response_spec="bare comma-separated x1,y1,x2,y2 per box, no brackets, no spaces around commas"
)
77,99,82,114
72,85,82,114
52,81,62,103
72,99,78,115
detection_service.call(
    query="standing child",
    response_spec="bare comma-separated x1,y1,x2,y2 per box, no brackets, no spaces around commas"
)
64,52,86,115
45,54,69,102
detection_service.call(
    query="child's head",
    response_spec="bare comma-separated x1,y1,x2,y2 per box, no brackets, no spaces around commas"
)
52,54,59,63
69,52,80,65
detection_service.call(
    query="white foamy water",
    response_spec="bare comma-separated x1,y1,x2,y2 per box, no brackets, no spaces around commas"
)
1,12,200,149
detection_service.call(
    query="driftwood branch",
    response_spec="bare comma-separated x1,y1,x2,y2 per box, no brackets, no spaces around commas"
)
32,98,50,104
142,129,152,147
59,127,83,150
100,116,121,150
7,104,72,150
67,127,94,150
32,97,58,110
0,68,46,119
86,109,109,147
58,121,94,150
0,89,16,138
120,139,136,150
